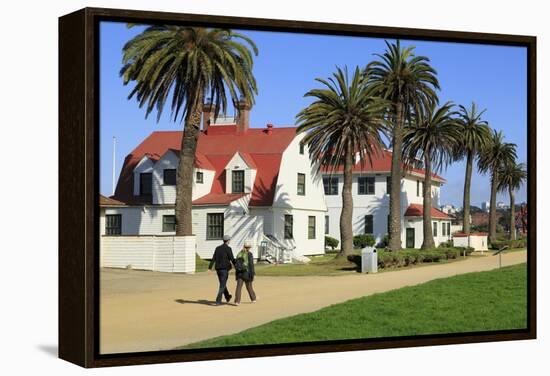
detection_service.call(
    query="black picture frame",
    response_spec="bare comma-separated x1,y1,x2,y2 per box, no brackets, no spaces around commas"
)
59,7,537,368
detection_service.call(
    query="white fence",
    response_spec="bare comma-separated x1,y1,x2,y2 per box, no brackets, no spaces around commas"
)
100,235,196,273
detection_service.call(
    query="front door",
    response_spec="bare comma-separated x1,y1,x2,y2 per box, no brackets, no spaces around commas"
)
406,228,415,248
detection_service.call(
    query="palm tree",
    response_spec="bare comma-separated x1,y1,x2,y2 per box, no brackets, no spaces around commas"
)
121,26,258,236
454,103,492,235
402,102,460,249
366,40,440,250
498,162,527,240
478,130,517,243
296,66,388,256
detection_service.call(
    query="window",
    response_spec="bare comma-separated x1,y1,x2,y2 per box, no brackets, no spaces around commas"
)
364,215,374,234
299,143,305,155
162,215,176,232
386,176,392,195
308,216,316,239
232,170,244,193
284,215,293,239
323,177,338,195
163,169,176,185
387,214,391,234
325,215,329,234
297,173,306,195
442,221,446,236
105,214,121,235
447,223,451,237
433,221,438,237
206,213,224,240
416,180,420,197
139,173,152,196
358,177,375,195
196,171,204,184
421,181,425,196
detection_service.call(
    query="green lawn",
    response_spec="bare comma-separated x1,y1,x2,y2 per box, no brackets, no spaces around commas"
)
181,263,527,349
195,254,210,272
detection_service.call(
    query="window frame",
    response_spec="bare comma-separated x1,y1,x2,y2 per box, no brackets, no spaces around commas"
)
433,221,438,237
364,214,374,234
139,172,152,196
297,173,306,196
299,143,305,155
284,214,294,239
308,216,316,239
105,214,122,235
163,169,176,186
196,171,204,184
232,170,245,193
323,176,339,196
206,213,224,240
162,215,177,232
325,215,329,235
358,176,375,195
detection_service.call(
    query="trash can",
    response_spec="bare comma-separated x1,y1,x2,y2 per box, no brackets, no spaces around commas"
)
361,247,378,273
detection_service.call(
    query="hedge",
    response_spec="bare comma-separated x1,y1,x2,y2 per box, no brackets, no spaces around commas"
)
374,247,472,269
353,234,376,248
490,238,526,250
325,235,339,251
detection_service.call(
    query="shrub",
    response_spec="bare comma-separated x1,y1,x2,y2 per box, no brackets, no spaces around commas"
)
325,235,339,251
438,240,453,248
455,246,474,256
353,234,376,248
490,238,526,250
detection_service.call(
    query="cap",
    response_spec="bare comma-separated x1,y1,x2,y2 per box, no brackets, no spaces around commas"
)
223,234,231,241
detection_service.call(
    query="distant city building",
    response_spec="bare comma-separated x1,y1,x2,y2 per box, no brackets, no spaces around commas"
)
497,201,509,210
481,201,490,212
440,204,460,215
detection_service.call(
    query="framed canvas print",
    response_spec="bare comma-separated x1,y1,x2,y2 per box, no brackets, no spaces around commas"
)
59,7,536,368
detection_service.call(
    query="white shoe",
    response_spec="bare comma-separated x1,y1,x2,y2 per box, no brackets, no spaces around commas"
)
252,300,256,303
234,302,240,306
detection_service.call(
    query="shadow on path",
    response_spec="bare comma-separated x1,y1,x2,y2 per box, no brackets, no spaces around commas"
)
175,299,236,306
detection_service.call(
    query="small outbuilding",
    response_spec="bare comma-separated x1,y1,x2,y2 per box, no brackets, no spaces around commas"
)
452,232,488,251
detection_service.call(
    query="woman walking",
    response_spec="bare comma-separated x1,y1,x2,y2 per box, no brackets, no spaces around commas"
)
234,241,257,305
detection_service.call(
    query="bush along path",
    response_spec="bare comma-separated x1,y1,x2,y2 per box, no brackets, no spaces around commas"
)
182,263,527,349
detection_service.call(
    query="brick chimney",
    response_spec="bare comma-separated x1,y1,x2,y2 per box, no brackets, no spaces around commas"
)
202,101,214,133
266,123,273,135
236,97,251,134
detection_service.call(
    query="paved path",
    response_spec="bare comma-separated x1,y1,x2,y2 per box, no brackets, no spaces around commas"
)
100,251,526,354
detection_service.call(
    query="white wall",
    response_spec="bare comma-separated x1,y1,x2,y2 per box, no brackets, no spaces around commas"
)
404,218,452,248
100,235,195,273
271,208,326,256
274,133,327,212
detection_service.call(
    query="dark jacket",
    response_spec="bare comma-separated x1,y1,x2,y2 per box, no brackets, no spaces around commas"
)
208,243,235,271
235,250,255,281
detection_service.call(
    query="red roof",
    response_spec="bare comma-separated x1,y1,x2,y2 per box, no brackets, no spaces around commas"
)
404,204,452,219
192,193,247,205
99,195,126,207
113,126,296,206
321,149,445,182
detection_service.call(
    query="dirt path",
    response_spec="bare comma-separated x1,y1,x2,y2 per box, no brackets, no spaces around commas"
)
100,251,527,354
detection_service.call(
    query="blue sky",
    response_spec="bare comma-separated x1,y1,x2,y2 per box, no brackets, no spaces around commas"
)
100,21,527,207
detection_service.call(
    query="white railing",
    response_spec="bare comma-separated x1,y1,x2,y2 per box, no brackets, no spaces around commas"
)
259,235,292,264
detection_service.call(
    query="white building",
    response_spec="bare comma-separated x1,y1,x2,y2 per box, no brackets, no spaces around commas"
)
101,101,327,260
322,151,452,249
481,201,490,212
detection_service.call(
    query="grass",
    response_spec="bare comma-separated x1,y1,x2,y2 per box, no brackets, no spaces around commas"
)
254,249,468,277
195,254,210,272
181,263,527,349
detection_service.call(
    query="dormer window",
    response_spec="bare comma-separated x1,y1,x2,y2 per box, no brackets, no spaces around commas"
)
196,171,204,184
232,170,244,193
139,173,152,196
163,169,176,185
299,143,305,155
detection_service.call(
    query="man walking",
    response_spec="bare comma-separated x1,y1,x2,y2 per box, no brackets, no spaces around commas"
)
208,234,236,305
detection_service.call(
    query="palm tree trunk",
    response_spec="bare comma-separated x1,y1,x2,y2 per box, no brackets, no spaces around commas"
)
488,170,498,244
509,187,516,241
339,147,354,256
421,153,435,249
388,101,404,250
462,151,473,234
175,92,203,236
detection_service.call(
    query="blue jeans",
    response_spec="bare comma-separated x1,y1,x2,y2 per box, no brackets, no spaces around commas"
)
215,269,231,304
